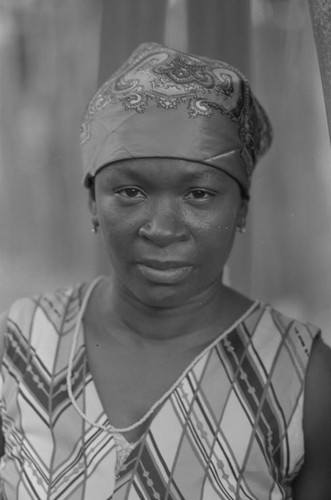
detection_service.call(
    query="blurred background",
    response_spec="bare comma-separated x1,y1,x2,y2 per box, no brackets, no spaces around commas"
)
0,0,331,336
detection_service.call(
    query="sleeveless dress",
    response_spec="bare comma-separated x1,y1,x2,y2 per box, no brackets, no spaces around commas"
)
0,279,320,499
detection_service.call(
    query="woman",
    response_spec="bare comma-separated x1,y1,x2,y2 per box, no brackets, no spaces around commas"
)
0,42,331,499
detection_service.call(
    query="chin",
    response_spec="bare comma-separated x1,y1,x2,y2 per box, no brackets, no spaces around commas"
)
133,285,190,310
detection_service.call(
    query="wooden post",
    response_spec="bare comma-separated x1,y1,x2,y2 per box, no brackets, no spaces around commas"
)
308,0,331,144
98,0,168,85
187,0,251,75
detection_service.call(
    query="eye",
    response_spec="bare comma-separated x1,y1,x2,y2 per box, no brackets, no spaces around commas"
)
116,187,145,199
186,189,214,201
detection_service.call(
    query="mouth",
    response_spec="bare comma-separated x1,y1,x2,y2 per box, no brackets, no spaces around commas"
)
138,259,191,270
136,260,193,284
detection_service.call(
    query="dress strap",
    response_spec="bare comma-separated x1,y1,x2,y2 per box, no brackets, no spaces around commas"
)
66,276,104,424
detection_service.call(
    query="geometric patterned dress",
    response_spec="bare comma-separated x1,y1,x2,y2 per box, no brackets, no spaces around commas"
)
0,279,320,499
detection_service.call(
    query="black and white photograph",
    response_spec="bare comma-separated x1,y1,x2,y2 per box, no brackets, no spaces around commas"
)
0,1,331,498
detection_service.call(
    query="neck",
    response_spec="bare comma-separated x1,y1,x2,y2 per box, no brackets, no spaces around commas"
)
94,275,251,347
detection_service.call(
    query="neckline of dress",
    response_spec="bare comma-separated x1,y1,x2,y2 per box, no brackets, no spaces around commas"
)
67,275,261,436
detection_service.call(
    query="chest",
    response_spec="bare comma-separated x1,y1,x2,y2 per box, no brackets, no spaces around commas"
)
1,335,296,500
1,307,304,500
85,329,202,441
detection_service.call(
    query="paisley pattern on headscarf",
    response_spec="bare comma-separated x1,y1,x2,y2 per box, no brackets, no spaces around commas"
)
80,42,273,195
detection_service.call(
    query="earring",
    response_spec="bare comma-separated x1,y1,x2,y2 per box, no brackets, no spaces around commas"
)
91,220,99,233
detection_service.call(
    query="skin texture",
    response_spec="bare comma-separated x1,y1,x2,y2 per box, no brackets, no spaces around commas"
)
90,158,247,311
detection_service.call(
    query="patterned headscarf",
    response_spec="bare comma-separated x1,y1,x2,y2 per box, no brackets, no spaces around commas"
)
80,42,272,197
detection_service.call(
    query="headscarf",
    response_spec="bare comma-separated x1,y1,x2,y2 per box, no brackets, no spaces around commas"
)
80,42,272,197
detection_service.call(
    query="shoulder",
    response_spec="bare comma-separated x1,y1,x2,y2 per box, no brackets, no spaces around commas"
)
243,304,330,497
245,302,320,358
261,302,320,337
255,304,331,499
0,282,86,365
7,283,83,326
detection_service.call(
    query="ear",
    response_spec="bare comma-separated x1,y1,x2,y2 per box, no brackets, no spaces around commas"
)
88,188,100,233
88,185,97,217
236,197,249,232
239,197,249,219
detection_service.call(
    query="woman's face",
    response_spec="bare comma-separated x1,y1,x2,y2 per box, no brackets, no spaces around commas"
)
90,158,246,308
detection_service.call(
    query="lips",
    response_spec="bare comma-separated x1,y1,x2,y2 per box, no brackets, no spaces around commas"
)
136,260,193,284
138,259,191,270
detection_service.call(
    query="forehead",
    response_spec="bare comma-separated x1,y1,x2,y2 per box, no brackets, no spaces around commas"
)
97,158,237,186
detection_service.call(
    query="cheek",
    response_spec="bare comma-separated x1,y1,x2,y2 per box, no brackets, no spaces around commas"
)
218,204,241,237
205,226,236,255
97,208,131,254
196,213,238,262
200,205,238,236
97,200,136,235
101,221,132,250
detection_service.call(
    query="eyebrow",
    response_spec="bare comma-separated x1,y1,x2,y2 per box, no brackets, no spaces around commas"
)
101,163,223,182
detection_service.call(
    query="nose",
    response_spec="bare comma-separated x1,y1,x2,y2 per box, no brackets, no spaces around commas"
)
138,199,189,247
